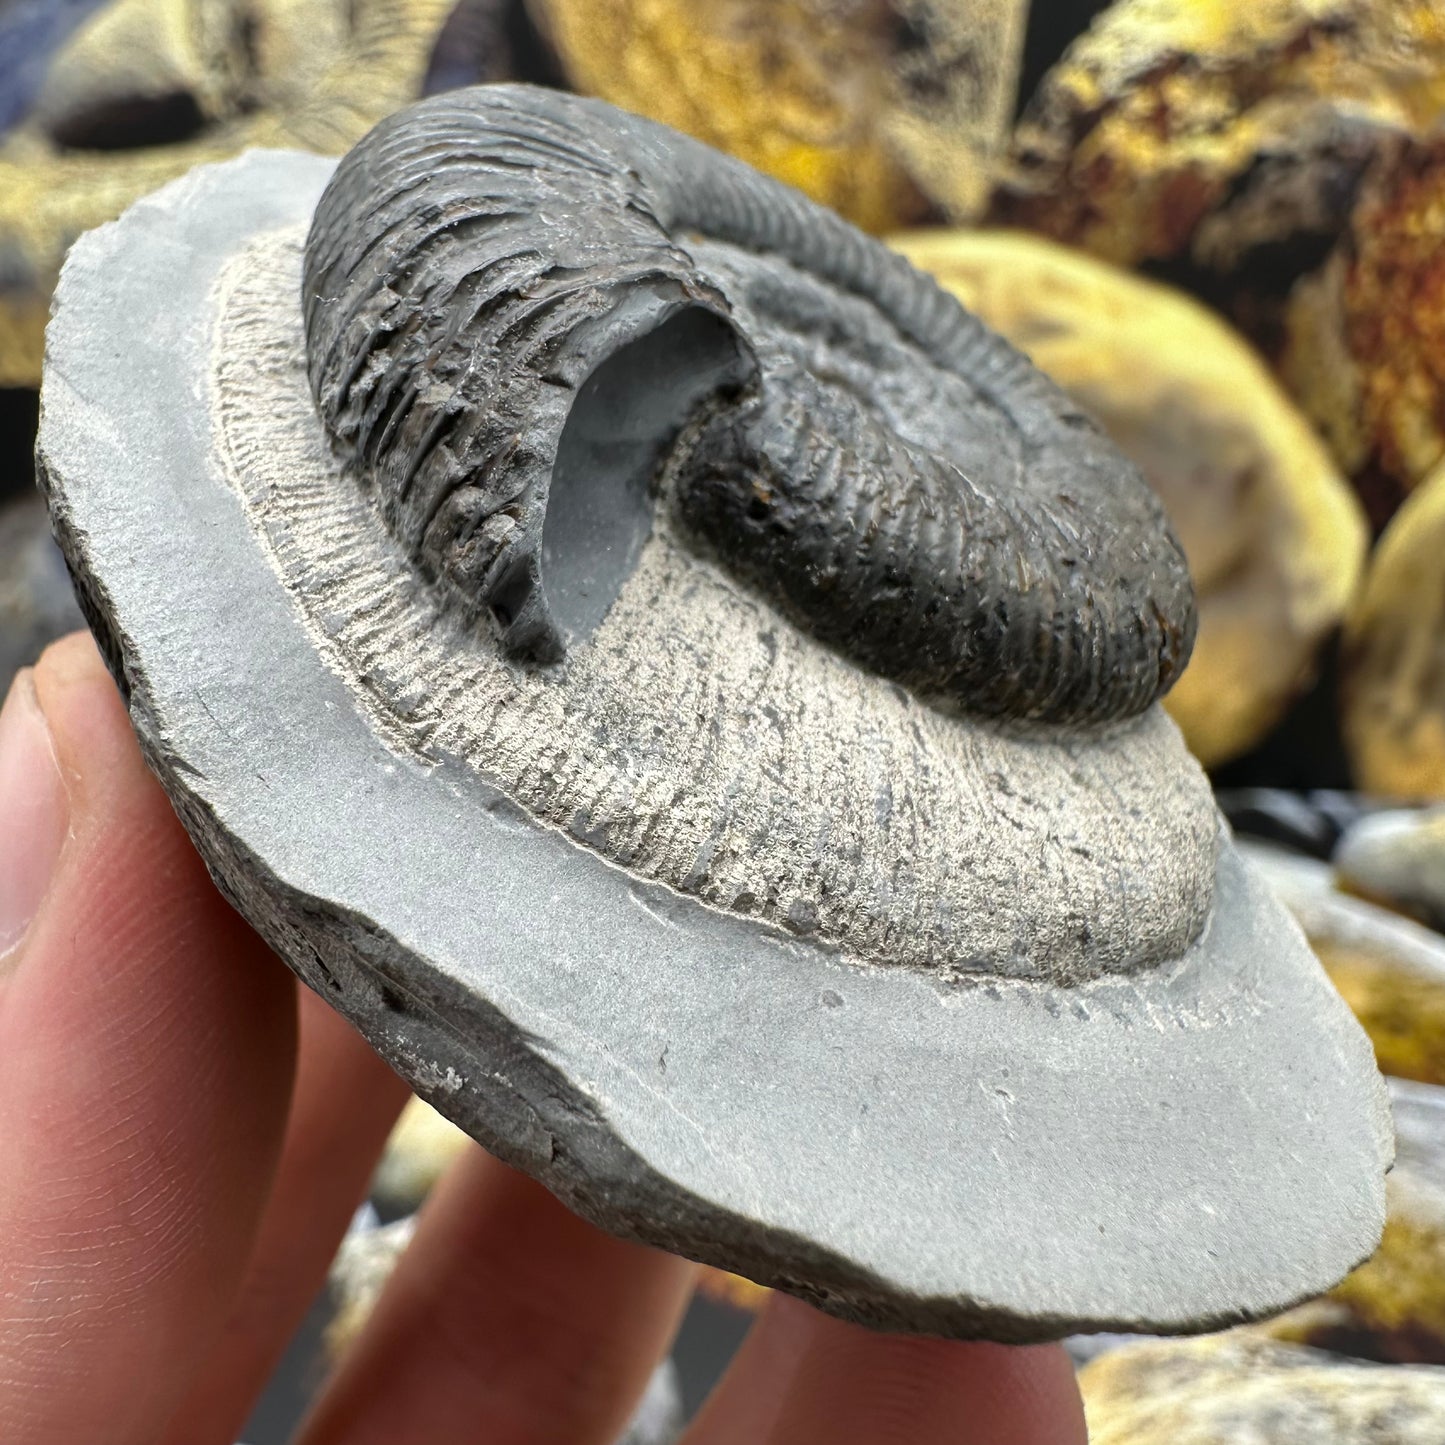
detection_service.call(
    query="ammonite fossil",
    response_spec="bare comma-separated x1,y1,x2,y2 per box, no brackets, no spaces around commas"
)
303,85,1194,727
889,227,1368,769
39,85,1388,1339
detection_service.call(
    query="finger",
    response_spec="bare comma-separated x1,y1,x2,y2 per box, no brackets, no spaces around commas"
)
680,1288,810,1442
688,1292,1088,1445
160,988,409,1445
296,1148,697,1445
0,633,298,1445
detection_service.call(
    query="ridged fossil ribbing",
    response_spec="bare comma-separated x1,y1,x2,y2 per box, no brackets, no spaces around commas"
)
303,83,1196,724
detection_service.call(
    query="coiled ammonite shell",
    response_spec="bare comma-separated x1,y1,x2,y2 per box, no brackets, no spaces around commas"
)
38,86,1388,1341
303,86,1195,726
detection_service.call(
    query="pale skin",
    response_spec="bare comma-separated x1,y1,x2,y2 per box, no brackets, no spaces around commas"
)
0,631,1089,1445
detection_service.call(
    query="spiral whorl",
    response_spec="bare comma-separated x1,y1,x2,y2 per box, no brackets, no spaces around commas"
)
303,84,1196,724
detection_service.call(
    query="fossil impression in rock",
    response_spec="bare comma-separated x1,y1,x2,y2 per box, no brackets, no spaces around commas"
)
890,228,1367,768
39,84,1390,1340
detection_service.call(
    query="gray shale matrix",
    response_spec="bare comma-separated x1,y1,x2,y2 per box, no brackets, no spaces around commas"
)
39,85,1390,1342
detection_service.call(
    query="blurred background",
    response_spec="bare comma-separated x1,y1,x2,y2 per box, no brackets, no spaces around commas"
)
9,1,1445,1440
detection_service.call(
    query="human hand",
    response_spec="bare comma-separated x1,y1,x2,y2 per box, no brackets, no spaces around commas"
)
0,631,1089,1445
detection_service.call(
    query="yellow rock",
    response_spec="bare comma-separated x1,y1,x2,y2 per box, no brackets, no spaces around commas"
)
370,1095,473,1211
0,0,453,387
697,1267,770,1313
529,0,1028,231
891,229,1368,767
1283,136,1445,526
1343,461,1445,798
1082,1333,1445,1444
994,0,1445,281
25,0,236,142
1243,842,1445,1084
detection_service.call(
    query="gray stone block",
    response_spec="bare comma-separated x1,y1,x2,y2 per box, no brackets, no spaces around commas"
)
37,118,1389,1341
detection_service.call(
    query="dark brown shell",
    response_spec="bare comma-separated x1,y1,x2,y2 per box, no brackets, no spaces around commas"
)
303,83,1195,724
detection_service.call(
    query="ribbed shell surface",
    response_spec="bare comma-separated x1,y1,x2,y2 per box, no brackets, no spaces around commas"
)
303,84,1196,724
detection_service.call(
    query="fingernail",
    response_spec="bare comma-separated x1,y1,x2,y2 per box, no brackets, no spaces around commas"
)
0,670,69,964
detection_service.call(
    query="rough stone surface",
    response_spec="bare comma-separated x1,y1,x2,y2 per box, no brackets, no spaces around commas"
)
0,490,85,692
994,0,1445,287
1081,1333,1445,1445
37,150,1390,1341
1282,135,1445,526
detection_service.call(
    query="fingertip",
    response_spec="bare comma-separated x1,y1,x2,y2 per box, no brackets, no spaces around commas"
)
31,628,141,807
33,626,108,687
0,628,300,1443
697,1291,1088,1445
32,627,118,733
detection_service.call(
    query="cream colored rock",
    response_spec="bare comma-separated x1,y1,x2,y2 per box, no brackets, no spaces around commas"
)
1343,462,1445,797
25,0,236,140
892,229,1368,767
1082,1333,1445,1444
326,1213,417,1358
370,1096,473,1213
1336,808,1445,931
